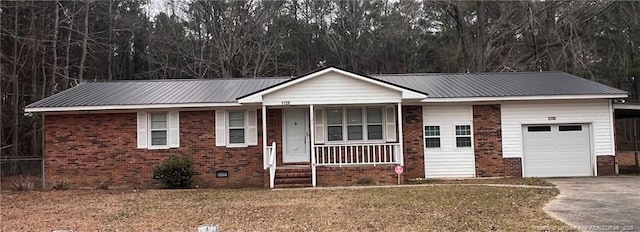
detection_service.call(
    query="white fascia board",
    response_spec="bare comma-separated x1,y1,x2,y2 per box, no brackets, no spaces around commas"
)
421,94,628,103
237,67,427,103
25,102,242,113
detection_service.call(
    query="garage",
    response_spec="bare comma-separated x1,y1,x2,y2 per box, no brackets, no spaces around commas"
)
522,124,592,177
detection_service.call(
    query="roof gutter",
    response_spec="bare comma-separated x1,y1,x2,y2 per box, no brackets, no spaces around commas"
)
420,94,628,103
25,102,243,113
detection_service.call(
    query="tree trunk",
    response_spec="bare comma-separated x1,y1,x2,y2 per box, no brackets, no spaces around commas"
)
78,1,89,83
49,1,60,97
476,0,487,72
11,1,19,156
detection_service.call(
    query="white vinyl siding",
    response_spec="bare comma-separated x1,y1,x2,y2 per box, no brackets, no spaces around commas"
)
262,72,402,105
423,105,475,178
501,99,614,158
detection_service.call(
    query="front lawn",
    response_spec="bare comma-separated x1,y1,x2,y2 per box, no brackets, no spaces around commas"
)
407,177,554,186
2,185,565,231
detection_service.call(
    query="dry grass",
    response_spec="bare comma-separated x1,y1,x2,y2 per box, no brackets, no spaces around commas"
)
407,177,554,186
1,185,566,231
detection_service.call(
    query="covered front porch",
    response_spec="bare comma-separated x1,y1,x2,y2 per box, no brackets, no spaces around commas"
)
261,104,405,188
236,67,426,188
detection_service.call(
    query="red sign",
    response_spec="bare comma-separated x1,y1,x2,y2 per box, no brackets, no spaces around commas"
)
395,166,404,175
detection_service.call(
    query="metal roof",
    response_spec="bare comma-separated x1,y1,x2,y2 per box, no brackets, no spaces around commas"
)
26,71,626,109
27,78,289,108
375,71,626,98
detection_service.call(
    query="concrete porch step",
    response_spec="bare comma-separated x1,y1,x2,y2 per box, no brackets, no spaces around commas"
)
275,177,312,185
274,183,314,188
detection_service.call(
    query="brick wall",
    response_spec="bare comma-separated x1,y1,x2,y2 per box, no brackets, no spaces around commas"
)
316,165,401,186
45,110,272,189
402,106,424,179
473,105,513,177
503,158,522,177
616,151,639,167
596,155,616,176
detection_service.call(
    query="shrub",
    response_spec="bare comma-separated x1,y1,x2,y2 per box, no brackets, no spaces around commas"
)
11,176,36,191
52,179,71,191
153,155,194,188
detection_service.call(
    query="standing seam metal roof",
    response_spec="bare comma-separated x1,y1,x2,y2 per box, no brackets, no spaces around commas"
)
26,71,626,108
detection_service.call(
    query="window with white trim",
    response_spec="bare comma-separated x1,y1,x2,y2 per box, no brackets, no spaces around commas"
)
228,111,245,144
347,108,363,140
326,107,384,142
455,125,472,147
366,107,383,140
327,108,343,141
149,112,168,147
424,126,440,148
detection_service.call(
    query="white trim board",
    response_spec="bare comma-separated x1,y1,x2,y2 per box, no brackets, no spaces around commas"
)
238,67,427,103
25,102,243,113
421,94,627,103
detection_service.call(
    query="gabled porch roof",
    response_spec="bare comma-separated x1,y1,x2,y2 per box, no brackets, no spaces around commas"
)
237,66,428,104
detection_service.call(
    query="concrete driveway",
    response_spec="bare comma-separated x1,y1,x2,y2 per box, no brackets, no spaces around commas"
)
544,176,640,231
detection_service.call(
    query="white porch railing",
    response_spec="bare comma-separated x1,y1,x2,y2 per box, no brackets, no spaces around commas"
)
263,142,277,188
314,143,402,167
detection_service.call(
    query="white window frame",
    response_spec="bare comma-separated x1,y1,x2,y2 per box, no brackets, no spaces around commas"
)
227,110,246,147
455,125,472,148
148,112,169,149
424,125,441,149
366,107,384,141
326,106,385,144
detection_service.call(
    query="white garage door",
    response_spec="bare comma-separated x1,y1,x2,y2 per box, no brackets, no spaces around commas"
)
522,124,592,177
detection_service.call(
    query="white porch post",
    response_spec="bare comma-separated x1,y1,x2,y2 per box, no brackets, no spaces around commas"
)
397,102,404,166
262,105,268,166
310,104,317,187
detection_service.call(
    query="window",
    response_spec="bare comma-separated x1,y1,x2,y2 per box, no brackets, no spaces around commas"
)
228,111,245,144
327,109,343,141
326,107,385,142
366,107,383,140
150,112,168,146
528,126,551,132
424,126,440,148
347,108,363,140
559,125,582,131
455,125,472,147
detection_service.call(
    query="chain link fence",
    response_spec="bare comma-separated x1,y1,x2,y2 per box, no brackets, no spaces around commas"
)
0,156,44,189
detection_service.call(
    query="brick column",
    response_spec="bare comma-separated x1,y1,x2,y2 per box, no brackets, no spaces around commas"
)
473,104,507,177
402,106,424,179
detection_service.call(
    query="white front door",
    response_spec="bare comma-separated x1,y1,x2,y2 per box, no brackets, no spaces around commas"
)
283,109,309,163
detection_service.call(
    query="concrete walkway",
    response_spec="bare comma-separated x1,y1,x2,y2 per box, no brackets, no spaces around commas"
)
544,176,640,232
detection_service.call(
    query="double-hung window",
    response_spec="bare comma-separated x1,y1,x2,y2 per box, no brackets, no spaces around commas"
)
455,125,472,147
326,107,384,142
149,112,168,147
228,111,245,144
424,126,440,148
366,107,383,140
347,108,363,140
327,109,343,141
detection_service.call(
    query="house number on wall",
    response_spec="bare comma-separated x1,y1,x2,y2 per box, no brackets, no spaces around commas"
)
281,101,290,105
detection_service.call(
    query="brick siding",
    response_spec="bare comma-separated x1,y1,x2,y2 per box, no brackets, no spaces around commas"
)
503,158,522,177
316,165,401,186
473,104,521,177
596,155,616,176
402,106,425,179
45,110,275,189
